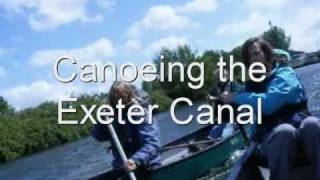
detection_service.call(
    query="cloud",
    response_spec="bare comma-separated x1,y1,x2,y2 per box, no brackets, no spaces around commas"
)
283,6,320,51
126,0,219,38
125,39,142,51
0,80,108,110
0,0,114,31
216,0,320,52
148,36,188,54
127,5,197,38
0,66,7,77
216,12,270,36
30,38,115,66
176,0,218,13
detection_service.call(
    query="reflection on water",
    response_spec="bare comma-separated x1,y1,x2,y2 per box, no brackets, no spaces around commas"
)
0,63,319,180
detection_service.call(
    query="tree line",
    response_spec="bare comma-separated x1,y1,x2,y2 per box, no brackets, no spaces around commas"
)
0,25,291,162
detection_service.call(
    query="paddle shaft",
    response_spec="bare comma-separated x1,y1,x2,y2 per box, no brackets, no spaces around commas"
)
107,124,137,180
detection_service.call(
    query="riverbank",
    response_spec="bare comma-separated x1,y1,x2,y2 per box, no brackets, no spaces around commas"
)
1,61,319,164
0,63,319,180
0,94,103,163
0,102,206,180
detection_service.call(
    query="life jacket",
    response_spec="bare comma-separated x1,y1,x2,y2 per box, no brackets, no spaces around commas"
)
245,70,311,142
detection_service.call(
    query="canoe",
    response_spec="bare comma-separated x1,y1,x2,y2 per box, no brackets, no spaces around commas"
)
227,143,313,180
90,125,247,180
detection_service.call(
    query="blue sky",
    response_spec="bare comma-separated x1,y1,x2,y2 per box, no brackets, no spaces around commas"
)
0,0,319,110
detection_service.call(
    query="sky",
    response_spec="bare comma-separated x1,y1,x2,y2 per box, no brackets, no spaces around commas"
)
0,0,319,110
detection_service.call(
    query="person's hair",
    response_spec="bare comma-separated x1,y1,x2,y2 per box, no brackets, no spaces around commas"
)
109,81,136,107
241,37,274,69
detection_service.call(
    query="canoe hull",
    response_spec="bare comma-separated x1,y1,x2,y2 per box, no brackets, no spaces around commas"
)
91,127,246,180
149,131,245,180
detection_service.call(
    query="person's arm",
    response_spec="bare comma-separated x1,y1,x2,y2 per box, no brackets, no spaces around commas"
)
234,68,304,115
130,112,161,167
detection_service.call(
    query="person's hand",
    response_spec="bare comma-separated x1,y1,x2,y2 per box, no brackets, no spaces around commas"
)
123,159,137,172
220,92,235,104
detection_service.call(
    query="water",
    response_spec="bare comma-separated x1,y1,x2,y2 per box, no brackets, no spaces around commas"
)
1,63,320,180
0,102,205,180
296,64,320,116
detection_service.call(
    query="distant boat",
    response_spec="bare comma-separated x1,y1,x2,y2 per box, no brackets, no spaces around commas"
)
90,125,247,180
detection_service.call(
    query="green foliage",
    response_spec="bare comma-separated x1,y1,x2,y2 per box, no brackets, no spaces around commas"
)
149,90,173,112
0,94,106,163
262,24,291,50
143,46,241,103
144,45,222,101
0,96,14,117
153,46,198,99
0,25,292,163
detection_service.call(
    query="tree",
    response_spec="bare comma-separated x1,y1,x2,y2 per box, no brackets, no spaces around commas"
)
144,46,228,105
151,45,198,99
0,96,14,116
262,23,291,50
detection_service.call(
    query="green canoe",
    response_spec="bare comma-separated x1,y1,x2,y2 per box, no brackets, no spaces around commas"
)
91,125,247,180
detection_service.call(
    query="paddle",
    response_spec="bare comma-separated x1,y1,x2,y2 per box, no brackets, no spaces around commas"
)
107,123,137,180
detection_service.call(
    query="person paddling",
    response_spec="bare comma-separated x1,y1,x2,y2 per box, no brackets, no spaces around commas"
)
91,82,161,178
221,37,320,180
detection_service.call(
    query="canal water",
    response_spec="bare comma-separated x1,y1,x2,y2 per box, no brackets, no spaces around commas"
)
0,63,320,180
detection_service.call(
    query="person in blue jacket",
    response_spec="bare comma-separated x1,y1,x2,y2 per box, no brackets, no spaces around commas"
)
92,82,161,176
221,37,320,180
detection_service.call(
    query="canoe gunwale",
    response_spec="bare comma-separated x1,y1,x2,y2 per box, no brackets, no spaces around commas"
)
154,129,243,171
90,126,246,180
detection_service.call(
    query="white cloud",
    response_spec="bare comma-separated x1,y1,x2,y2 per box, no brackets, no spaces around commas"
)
0,0,114,31
216,12,270,36
1,81,69,110
216,1,320,52
125,39,142,51
148,36,188,54
0,66,7,77
126,0,219,38
176,0,218,13
30,38,115,66
283,7,320,51
0,80,110,110
127,5,197,38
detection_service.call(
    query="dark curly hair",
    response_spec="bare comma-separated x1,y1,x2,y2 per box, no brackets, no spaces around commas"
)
241,37,274,71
